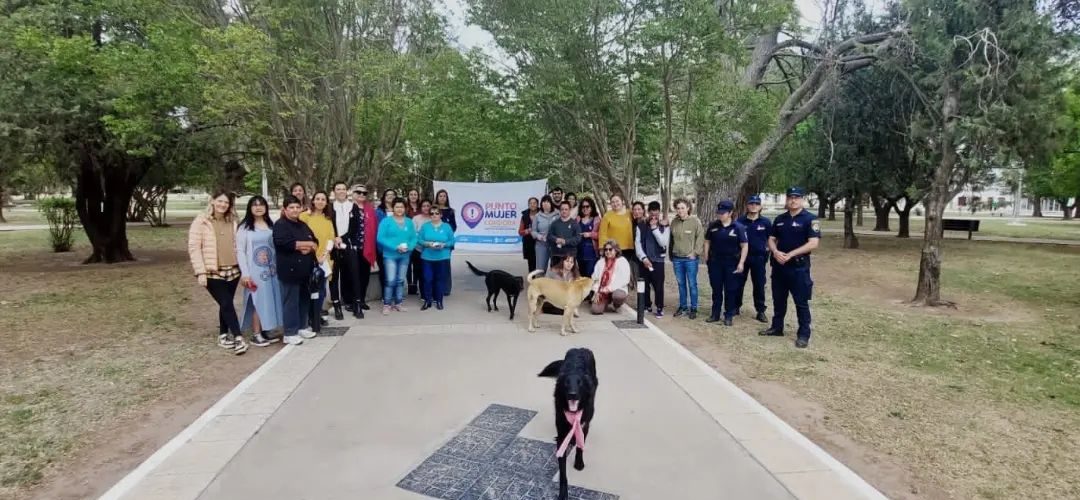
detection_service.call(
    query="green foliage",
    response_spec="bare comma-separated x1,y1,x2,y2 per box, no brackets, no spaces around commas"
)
37,197,77,252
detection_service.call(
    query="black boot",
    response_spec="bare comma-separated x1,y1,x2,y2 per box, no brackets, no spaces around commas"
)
333,302,344,321
723,318,733,327
353,301,365,319
705,316,720,323
361,302,370,310
421,301,432,311
436,301,444,310
755,312,768,323
687,308,698,320
759,327,784,336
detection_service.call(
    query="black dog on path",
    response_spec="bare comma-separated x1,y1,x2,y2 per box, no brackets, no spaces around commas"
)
538,348,598,500
466,261,523,320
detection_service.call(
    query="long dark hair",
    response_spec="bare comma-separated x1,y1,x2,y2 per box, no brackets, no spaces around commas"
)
435,189,451,208
308,191,335,219
380,189,396,212
240,195,274,231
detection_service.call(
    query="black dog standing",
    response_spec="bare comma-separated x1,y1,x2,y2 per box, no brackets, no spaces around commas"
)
466,261,524,320
538,348,598,500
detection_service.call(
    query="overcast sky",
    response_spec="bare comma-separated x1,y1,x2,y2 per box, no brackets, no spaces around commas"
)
437,0,830,57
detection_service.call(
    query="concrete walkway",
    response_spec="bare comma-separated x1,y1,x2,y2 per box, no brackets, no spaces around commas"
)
99,255,886,500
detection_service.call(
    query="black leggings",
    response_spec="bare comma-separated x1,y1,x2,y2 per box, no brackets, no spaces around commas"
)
206,277,241,336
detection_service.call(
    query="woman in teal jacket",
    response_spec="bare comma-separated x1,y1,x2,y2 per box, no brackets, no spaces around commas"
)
377,197,417,314
417,205,456,310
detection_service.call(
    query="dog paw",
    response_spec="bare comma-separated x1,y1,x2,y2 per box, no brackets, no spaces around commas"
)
560,330,570,336
574,460,585,471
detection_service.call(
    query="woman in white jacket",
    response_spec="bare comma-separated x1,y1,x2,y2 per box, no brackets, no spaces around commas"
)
590,240,633,314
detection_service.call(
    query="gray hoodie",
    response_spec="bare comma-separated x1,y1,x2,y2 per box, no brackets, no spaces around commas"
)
530,211,558,244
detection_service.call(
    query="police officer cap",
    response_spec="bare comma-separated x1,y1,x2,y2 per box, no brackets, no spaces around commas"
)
715,200,734,213
747,195,762,204
786,186,805,197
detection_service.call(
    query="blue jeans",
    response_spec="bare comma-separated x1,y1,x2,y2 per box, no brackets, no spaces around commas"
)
423,259,450,303
382,253,411,305
535,243,551,273
672,257,699,310
281,280,310,337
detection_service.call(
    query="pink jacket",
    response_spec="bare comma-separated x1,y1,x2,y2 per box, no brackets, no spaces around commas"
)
188,213,237,275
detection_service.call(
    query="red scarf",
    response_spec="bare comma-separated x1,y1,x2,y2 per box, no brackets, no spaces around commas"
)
359,203,378,265
600,256,617,290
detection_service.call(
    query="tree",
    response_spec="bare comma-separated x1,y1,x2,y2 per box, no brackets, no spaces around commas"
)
1,1,224,262
903,0,1068,305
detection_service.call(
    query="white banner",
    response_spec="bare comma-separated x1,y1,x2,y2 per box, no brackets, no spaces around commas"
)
433,179,548,254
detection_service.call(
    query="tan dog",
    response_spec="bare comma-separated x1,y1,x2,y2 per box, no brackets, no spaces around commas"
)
527,270,594,336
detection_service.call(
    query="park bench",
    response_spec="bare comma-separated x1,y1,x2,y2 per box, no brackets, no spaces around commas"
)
941,218,981,240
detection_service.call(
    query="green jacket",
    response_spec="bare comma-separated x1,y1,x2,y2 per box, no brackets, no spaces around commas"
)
670,214,705,258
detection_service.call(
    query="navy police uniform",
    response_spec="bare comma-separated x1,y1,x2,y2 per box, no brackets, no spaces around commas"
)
706,201,747,322
736,195,771,319
767,188,821,344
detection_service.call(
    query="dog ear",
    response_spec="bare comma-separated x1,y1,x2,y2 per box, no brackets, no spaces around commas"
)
537,360,563,378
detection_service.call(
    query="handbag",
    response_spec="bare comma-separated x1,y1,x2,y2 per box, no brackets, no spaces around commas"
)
309,261,326,300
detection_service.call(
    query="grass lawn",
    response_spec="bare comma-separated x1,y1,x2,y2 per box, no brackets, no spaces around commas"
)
816,214,1080,241
0,226,274,500
661,235,1080,499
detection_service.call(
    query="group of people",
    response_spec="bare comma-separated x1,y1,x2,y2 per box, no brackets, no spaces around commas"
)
187,182,458,355
518,186,820,348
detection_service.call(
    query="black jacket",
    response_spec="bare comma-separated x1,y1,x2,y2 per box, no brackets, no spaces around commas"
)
273,216,318,284
547,216,582,257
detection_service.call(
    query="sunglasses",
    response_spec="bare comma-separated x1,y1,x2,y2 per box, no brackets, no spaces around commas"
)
604,247,616,252
353,191,368,195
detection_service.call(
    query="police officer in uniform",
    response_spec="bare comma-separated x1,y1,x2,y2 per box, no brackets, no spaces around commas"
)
703,200,748,327
736,195,772,323
759,187,820,348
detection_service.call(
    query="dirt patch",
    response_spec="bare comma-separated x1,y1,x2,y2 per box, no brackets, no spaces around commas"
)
24,348,273,500
645,235,1080,499
665,323,950,500
0,227,275,500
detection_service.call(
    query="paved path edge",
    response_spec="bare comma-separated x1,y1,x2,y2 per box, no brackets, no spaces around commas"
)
614,305,889,500
96,344,296,500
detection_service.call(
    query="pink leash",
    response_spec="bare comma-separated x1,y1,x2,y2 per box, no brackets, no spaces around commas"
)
556,410,586,458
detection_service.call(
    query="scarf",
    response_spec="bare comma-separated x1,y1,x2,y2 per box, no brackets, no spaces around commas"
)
600,255,617,290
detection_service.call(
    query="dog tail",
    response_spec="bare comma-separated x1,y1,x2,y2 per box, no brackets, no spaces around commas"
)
526,269,544,283
537,360,563,378
466,261,488,277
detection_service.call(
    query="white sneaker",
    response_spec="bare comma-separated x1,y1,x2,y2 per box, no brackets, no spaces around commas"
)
298,328,317,339
283,335,304,345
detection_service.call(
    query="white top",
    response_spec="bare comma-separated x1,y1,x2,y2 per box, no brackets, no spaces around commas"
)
333,200,352,237
591,256,632,294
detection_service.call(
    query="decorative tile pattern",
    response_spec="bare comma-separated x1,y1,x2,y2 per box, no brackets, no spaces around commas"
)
611,320,647,330
397,404,618,500
317,326,349,337
468,404,536,435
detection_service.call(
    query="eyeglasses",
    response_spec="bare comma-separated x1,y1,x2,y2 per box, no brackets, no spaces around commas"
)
604,248,616,252
354,191,368,195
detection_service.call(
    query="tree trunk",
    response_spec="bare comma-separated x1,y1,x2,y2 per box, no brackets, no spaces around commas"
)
75,149,142,264
0,185,7,223
1061,199,1075,220
843,194,859,249
1031,196,1043,217
856,197,864,226
828,200,837,221
871,194,892,231
894,197,914,238
817,198,827,218
1075,199,1080,219
913,83,958,307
